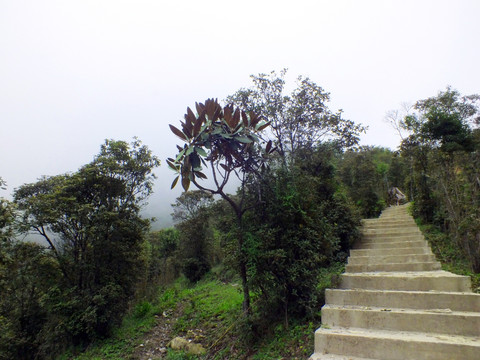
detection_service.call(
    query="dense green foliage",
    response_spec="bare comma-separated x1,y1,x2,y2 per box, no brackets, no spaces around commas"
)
239,144,360,329
338,147,407,218
1,139,160,359
399,87,480,272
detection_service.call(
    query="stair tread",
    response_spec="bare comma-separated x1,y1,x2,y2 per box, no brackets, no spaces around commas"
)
342,270,466,277
315,327,480,345
310,354,376,360
323,304,480,317
329,288,479,296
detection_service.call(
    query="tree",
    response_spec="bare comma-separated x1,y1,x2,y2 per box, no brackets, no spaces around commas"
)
226,69,366,164
399,88,480,271
14,139,160,347
338,147,385,218
171,191,214,283
168,98,273,313
241,144,361,328
171,190,213,223
403,87,479,152
0,242,60,360
384,102,413,142
146,228,179,287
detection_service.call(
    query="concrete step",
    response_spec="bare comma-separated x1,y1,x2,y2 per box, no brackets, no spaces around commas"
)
361,233,424,241
362,229,421,237
340,271,472,292
350,247,432,257
347,254,436,265
313,327,480,360
326,289,480,312
362,221,417,228
345,262,441,273
362,218,416,229
322,305,480,336
378,215,414,221
310,354,375,360
355,240,428,249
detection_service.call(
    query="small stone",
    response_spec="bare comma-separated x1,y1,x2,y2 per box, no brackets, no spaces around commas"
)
186,342,206,355
168,337,189,350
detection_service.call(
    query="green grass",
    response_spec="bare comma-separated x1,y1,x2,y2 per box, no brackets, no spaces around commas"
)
60,262,347,359
60,302,159,359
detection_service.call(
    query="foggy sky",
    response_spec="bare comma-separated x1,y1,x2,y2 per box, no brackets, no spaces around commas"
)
1,0,479,228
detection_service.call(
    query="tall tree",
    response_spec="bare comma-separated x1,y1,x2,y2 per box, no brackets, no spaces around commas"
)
400,87,480,271
171,190,213,223
226,69,366,164
14,139,160,347
168,98,273,313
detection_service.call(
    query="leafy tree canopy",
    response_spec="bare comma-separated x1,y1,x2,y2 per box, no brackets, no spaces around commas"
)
226,69,366,162
402,87,480,152
13,139,160,345
171,190,213,223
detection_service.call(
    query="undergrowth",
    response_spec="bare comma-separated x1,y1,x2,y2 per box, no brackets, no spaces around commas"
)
405,202,479,290
413,217,480,292
60,261,345,360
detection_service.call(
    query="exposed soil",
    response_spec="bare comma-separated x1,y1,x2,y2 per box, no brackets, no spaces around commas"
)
131,308,178,360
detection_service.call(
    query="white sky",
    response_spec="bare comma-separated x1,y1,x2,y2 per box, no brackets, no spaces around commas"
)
1,0,479,227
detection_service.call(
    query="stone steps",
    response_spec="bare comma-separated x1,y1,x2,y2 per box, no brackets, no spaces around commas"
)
355,240,428,249
310,204,480,360
350,247,432,256
322,305,480,336
340,271,471,292
345,261,441,273
348,253,437,265
313,327,480,360
325,289,480,312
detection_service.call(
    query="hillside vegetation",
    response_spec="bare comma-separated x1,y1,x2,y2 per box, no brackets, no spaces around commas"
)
1,75,479,359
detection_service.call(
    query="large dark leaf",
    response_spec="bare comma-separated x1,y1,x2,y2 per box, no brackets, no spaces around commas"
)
241,110,249,127
232,108,241,129
171,176,179,189
256,121,271,131
182,119,193,138
185,107,196,126
193,113,204,137
249,111,259,127
194,171,207,179
266,140,272,153
224,106,233,127
220,163,229,171
169,124,187,141
181,176,190,191
205,99,216,120
195,102,205,117
166,159,179,171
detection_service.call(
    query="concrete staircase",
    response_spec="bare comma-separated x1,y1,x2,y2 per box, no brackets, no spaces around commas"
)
310,204,480,360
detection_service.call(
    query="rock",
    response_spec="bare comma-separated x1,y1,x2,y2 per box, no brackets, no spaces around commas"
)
168,336,206,355
168,337,189,350
186,342,206,355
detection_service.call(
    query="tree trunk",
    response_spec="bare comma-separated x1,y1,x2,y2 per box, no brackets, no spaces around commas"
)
236,213,251,315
